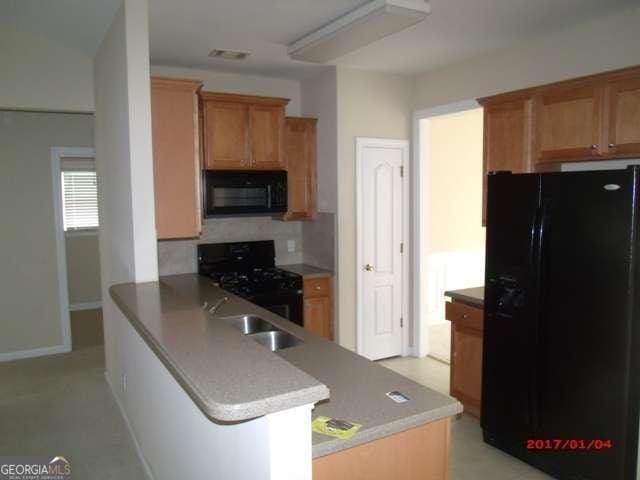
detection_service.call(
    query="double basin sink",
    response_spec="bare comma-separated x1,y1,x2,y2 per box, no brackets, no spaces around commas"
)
221,314,303,352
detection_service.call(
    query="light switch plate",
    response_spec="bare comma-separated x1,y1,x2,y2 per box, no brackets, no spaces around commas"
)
287,239,296,253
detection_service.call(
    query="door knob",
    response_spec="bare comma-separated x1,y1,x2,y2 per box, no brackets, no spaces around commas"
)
364,264,374,271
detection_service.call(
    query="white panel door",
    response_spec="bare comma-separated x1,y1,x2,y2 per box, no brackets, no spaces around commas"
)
358,139,406,360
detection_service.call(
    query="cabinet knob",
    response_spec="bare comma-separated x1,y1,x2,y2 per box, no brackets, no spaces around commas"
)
590,144,598,150
462,313,469,319
315,285,321,290
364,264,375,271
609,143,616,148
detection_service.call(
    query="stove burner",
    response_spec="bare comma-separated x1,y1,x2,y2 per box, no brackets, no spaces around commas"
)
210,267,301,298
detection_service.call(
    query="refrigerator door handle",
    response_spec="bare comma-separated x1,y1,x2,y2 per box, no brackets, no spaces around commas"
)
531,200,550,432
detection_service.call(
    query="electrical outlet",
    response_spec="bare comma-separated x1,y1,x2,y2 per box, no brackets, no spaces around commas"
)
122,373,127,392
287,240,296,253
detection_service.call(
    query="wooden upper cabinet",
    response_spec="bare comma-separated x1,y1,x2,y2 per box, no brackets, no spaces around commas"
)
535,83,604,163
283,117,317,220
200,92,288,171
250,105,285,169
151,77,203,239
478,96,533,224
606,76,640,157
202,100,249,169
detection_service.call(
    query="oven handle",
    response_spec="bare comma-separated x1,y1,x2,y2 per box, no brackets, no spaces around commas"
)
267,185,272,209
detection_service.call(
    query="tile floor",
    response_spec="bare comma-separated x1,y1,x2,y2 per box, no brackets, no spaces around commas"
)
380,355,554,480
1,345,552,480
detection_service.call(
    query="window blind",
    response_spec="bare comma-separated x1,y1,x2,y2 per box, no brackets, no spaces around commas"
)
61,170,99,231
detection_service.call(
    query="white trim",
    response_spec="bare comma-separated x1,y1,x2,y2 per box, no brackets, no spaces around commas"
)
105,372,155,480
0,345,69,363
51,146,96,356
355,137,411,358
411,100,480,357
69,301,102,312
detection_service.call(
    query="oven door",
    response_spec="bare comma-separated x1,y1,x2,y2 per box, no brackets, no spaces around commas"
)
204,170,287,216
248,290,303,326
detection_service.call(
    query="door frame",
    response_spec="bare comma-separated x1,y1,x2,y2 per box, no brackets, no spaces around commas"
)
356,137,410,358
412,100,480,357
51,146,96,355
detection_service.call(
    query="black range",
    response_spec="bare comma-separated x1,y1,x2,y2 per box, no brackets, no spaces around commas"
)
197,240,303,326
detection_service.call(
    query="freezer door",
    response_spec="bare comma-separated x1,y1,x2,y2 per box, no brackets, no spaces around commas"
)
533,169,639,480
483,172,541,440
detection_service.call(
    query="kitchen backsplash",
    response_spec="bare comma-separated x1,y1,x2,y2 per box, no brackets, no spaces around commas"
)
158,216,303,276
302,212,335,270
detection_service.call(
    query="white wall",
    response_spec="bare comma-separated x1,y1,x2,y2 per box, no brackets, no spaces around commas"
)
0,111,94,360
150,65,302,116
301,68,338,213
94,0,158,392
413,5,640,111
336,68,413,351
0,25,94,112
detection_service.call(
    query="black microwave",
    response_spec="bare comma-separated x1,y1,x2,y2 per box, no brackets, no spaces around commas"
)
203,170,287,216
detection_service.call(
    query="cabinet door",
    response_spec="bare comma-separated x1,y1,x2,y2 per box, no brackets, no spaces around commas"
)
249,105,284,169
151,78,202,239
304,296,332,340
203,101,249,169
536,84,604,163
450,324,483,418
482,99,533,224
606,77,640,158
284,118,317,220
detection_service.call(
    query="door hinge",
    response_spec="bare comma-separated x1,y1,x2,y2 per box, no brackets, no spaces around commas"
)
400,166,404,177
400,317,404,328
400,243,404,253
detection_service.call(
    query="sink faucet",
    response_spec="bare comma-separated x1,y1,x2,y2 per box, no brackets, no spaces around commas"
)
206,296,229,316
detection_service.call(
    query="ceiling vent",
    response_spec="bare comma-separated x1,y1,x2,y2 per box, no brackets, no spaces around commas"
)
288,0,431,64
209,49,251,61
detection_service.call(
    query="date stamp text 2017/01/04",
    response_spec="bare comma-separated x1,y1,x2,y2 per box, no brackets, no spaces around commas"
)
526,439,613,451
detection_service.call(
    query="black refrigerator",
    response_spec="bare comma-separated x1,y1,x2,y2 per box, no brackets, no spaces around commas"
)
482,168,640,480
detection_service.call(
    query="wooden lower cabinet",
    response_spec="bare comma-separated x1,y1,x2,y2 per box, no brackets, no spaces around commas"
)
303,277,333,340
313,418,451,480
446,300,484,418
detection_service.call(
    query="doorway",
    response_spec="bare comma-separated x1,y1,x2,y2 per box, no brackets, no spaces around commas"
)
355,137,410,360
52,147,103,351
415,103,485,364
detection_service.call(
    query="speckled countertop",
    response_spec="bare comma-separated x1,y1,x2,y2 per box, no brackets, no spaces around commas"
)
111,274,462,458
444,287,484,307
280,263,333,279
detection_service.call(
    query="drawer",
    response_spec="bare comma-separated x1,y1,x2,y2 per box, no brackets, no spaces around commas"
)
446,301,483,331
304,277,331,298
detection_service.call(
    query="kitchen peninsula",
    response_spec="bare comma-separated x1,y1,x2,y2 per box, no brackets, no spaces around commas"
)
110,274,462,480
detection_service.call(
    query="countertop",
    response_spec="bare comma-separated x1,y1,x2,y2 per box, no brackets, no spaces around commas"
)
111,274,462,458
444,287,484,307
280,263,333,279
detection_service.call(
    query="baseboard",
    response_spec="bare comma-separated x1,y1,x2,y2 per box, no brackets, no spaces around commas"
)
0,344,70,362
105,372,155,480
69,301,102,312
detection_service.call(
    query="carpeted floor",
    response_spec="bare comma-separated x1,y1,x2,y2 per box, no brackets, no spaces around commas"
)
0,346,146,479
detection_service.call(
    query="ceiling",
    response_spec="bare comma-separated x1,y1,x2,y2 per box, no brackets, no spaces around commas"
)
2,0,637,79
